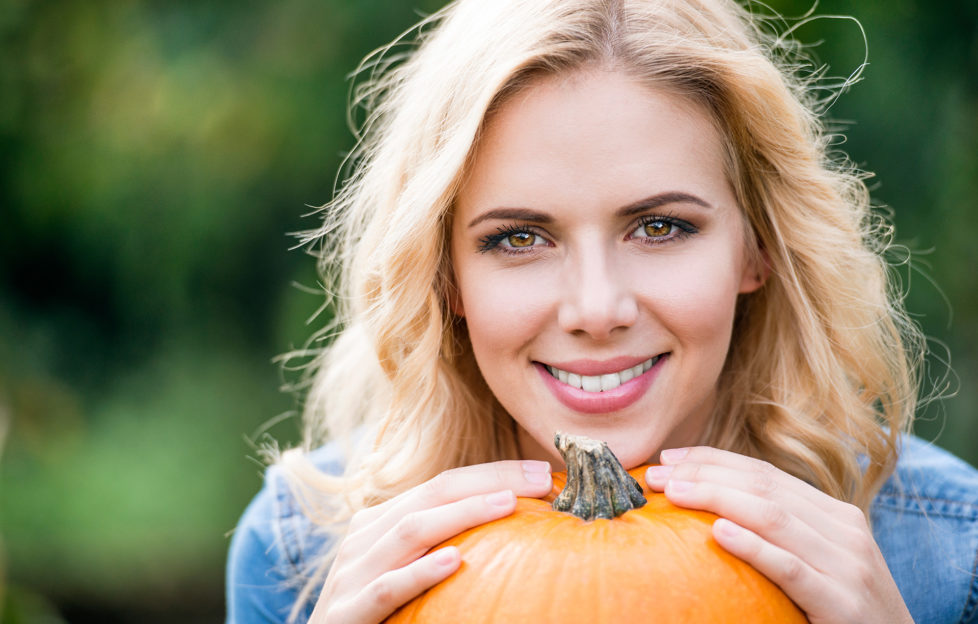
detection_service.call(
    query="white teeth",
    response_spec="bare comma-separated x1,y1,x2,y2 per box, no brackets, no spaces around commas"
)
546,356,661,393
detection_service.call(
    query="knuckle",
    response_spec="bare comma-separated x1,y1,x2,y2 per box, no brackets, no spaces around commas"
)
759,500,792,532
835,521,871,553
366,577,398,610
844,545,880,589
855,562,875,593
749,471,778,496
392,513,424,545
840,502,868,527
348,507,372,531
421,470,455,501
333,526,367,566
331,538,356,568
779,554,806,584
861,537,883,563
845,528,876,560
753,458,778,477
486,462,510,490
428,470,451,492
474,461,521,488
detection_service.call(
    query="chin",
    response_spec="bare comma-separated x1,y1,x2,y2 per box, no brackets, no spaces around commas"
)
607,442,658,470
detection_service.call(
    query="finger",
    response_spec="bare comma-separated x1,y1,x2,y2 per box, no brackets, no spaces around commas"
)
336,546,461,624
358,489,518,574
654,446,843,515
645,461,823,520
649,449,871,549
338,461,551,582
352,460,551,530
712,519,831,618
661,478,848,575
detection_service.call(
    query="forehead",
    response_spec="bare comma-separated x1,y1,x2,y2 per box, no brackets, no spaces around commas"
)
457,69,731,214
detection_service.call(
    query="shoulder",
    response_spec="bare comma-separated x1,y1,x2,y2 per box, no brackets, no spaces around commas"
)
225,443,347,624
871,434,978,624
883,435,978,507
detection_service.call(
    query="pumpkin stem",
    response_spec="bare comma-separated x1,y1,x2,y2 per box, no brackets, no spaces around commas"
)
552,432,647,521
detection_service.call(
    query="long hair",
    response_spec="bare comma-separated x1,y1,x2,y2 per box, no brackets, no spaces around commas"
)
275,0,923,615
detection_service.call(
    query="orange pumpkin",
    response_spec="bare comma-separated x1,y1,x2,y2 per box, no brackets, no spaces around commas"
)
385,433,807,623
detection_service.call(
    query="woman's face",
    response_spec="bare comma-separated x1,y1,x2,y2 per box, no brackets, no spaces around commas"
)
451,70,764,469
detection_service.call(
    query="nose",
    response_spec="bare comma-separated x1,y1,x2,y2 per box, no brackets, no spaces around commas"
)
557,244,638,339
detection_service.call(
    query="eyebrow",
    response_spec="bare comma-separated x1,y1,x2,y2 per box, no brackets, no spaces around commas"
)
466,191,711,228
467,208,553,229
616,191,712,217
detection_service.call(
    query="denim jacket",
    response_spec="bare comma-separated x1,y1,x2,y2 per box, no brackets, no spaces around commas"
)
226,434,978,623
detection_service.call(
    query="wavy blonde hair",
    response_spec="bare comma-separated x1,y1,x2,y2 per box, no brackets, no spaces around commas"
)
275,0,922,614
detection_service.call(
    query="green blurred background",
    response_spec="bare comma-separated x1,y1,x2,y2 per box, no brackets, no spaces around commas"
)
0,0,975,621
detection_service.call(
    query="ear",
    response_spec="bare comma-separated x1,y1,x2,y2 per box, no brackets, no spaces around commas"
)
738,247,770,294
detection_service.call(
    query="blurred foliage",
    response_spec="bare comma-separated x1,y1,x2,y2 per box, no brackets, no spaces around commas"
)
0,0,975,622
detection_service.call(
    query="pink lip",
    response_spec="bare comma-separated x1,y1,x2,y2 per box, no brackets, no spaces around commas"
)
535,354,667,414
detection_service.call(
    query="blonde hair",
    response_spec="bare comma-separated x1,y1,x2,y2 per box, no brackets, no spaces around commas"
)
275,0,922,613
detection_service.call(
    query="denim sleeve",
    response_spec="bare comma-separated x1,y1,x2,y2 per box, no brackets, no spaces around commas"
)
872,435,978,624
225,465,304,624
226,445,347,624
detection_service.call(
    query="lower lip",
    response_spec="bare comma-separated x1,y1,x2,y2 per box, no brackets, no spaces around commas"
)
536,356,666,414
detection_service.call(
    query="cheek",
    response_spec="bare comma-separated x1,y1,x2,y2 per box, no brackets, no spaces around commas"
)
636,251,743,342
456,265,556,359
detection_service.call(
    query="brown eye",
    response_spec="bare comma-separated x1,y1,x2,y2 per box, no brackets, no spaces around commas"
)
644,221,673,237
628,216,697,246
507,232,536,247
478,226,551,254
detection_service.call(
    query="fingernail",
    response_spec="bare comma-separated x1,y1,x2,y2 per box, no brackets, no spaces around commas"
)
485,490,515,507
433,546,459,566
666,479,694,493
524,471,551,485
660,448,689,463
646,465,673,482
522,461,552,485
716,518,742,537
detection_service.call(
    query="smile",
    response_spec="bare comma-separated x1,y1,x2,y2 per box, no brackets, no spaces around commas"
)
544,355,662,393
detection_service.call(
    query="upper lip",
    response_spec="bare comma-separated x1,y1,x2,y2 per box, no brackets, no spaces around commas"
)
537,355,662,376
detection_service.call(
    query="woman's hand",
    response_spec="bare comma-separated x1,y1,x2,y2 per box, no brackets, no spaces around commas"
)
310,459,553,624
644,447,912,624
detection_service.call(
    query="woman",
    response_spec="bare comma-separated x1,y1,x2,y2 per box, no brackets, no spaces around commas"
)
227,1,978,622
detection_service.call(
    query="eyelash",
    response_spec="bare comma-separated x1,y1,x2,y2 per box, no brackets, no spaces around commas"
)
477,223,547,254
476,215,698,255
630,214,698,245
